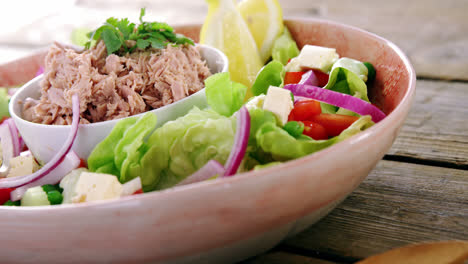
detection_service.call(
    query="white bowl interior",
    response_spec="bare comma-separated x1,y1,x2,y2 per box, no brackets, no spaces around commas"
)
9,44,228,164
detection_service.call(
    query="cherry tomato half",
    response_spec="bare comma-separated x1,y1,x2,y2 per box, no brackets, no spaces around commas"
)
302,121,328,140
288,99,321,121
284,71,305,85
312,69,330,87
310,113,359,137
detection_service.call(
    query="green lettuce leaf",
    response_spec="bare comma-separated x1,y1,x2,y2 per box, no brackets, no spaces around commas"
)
254,110,374,160
87,113,157,183
205,72,247,117
251,61,284,96
321,58,371,115
271,27,300,65
138,107,236,191
88,117,137,176
0,89,10,119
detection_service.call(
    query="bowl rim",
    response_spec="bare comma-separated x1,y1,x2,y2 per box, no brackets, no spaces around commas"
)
1,17,416,212
8,44,228,130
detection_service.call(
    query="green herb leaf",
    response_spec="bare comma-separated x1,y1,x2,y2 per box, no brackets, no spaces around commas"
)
136,38,151,49
101,29,123,55
86,8,194,56
139,7,146,23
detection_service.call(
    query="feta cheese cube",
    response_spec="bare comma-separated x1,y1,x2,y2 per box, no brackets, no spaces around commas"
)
285,45,339,73
263,86,294,126
7,156,39,178
73,172,122,203
60,170,122,204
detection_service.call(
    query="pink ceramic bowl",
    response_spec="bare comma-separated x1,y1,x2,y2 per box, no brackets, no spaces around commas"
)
0,18,415,264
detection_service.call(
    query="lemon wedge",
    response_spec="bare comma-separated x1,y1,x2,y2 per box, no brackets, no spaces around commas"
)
200,0,263,94
237,0,284,63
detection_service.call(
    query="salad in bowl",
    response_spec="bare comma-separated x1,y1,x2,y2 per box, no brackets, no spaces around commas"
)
0,0,416,262
0,8,384,206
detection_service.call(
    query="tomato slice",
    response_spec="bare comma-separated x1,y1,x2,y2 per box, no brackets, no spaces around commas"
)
0,188,14,205
312,69,330,87
302,121,328,140
78,158,88,168
133,189,144,195
284,71,305,85
289,99,321,121
310,113,359,137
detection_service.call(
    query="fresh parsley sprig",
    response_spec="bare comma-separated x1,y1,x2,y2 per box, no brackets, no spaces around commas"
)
85,8,194,56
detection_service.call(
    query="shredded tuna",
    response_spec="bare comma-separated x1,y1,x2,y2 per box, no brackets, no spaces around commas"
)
23,41,212,125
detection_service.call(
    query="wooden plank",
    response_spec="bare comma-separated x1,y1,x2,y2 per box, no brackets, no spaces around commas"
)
283,160,468,259
386,80,468,166
5,0,466,79
280,0,468,81
241,251,340,264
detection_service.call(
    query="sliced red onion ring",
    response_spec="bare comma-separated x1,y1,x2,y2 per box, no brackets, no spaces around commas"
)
176,160,225,186
224,106,250,177
0,94,80,188
10,151,81,201
5,119,20,157
284,84,386,123
0,123,14,170
299,70,319,86
121,177,143,196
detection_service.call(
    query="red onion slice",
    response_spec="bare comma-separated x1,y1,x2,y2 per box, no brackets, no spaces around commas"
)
121,177,143,196
223,106,251,177
299,70,319,86
176,160,225,186
10,151,81,201
0,123,14,170
0,94,80,188
284,84,386,123
5,119,20,157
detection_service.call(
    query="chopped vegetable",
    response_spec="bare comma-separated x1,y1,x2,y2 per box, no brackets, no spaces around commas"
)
299,70,319,86
288,99,321,121
0,89,9,121
284,71,305,85
21,186,50,206
310,113,360,137
251,61,284,96
176,160,225,186
10,151,80,201
224,107,251,176
0,188,13,205
205,72,247,117
283,121,304,138
364,62,376,83
271,27,300,65
121,177,143,196
0,94,80,190
86,8,194,55
284,84,386,122
312,69,329,87
302,121,328,140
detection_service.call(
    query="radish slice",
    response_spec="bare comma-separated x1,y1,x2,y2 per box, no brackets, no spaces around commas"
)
299,70,319,86
284,84,386,123
5,119,20,157
0,123,14,170
224,106,250,176
0,94,80,188
176,160,225,186
121,177,143,196
10,151,81,201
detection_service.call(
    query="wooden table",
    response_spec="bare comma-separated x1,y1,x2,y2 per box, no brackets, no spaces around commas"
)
1,0,467,263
